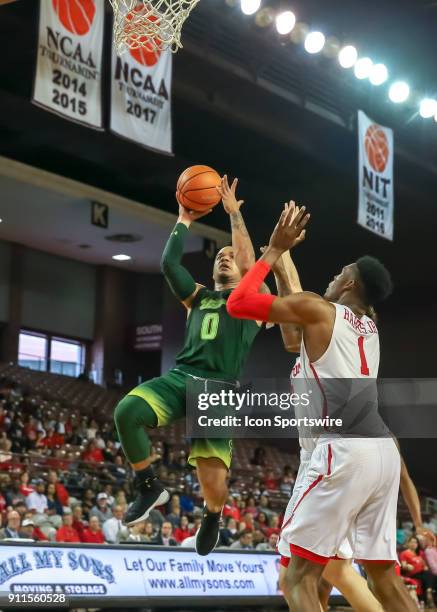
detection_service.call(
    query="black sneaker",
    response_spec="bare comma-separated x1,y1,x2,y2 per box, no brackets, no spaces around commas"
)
195,508,221,556
124,469,170,527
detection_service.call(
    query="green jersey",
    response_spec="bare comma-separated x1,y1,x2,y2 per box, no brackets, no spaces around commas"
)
175,287,260,381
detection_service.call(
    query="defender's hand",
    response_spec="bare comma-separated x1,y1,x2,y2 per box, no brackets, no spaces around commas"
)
268,202,310,254
217,175,244,215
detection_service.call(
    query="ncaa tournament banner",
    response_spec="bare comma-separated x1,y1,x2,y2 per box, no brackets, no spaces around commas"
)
357,110,394,241
33,0,105,129
110,37,173,154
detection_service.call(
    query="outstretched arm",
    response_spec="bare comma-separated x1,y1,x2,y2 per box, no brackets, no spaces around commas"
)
271,252,303,352
218,175,255,276
227,204,323,327
160,204,210,309
400,457,436,545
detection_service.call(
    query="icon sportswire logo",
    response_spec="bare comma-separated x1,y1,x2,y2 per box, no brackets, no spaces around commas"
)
52,0,96,36
364,123,389,173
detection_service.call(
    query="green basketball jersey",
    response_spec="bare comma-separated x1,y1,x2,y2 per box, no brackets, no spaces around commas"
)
175,287,260,381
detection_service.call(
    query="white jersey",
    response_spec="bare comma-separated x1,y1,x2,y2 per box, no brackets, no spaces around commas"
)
280,303,399,563
291,303,381,451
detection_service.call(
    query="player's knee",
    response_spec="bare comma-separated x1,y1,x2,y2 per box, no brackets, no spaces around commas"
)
114,395,157,432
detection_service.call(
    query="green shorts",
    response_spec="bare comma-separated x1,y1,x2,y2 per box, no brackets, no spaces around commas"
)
128,368,233,469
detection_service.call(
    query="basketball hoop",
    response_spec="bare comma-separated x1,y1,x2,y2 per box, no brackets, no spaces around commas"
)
109,0,200,54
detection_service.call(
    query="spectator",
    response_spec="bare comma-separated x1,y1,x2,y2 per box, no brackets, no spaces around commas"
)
400,536,436,607
82,489,95,519
21,517,48,542
250,447,266,467
46,483,63,517
252,528,266,548
5,479,26,507
265,513,281,537
26,479,48,515
241,512,255,532
72,505,86,540
223,495,241,522
102,505,129,543
47,470,69,507
279,466,295,496
19,472,34,497
143,521,156,543
263,470,278,491
258,494,274,520
0,510,22,539
220,517,238,547
81,516,105,544
230,529,254,550
82,440,104,463
256,511,269,533
120,522,149,543
245,496,258,518
257,533,279,552
153,521,177,546
90,493,113,523
174,515,192,544
56,513,80,543
180,485,195,514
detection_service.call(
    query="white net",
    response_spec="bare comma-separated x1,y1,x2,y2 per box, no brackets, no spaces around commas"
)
109,0,200,54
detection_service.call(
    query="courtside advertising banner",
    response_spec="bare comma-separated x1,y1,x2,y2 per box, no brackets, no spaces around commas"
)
0,544,281,600
357,110,394,241
33,0,105,129
110,39,173,154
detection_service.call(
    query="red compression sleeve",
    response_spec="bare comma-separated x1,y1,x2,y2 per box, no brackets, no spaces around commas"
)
227,260,276,322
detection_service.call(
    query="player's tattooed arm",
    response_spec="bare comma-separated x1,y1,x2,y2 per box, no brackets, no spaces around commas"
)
217,175,256,275
260,247,302,351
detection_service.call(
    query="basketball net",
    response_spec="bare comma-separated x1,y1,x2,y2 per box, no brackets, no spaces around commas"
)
109,0,200,54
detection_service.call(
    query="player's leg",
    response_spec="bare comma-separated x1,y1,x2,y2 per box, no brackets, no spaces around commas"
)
323,560,383,612
362,561,417,612
189,438,231,555
284,554,325,612
114,370,185,525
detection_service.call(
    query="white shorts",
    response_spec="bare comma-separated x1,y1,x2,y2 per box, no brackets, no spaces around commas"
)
279,437,400,564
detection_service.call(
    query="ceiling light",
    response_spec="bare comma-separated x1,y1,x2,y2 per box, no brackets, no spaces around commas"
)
240,0,261,16
304,31,325,54
419,98,437,118
338,45,357,69
369,63,388,86
112,254,132,261
354,57,373,80
275,11,296,35
389,81,410,103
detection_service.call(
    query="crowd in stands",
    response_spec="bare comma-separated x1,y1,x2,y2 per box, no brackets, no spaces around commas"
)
1,374,437,606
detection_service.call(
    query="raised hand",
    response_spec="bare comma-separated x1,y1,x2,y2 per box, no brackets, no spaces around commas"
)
177,200,212,226
268,202,310,254
217,175,244,215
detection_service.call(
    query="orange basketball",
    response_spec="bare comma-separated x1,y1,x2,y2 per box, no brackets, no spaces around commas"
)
52,0,96,36
365,124,389,173
176,165,222,211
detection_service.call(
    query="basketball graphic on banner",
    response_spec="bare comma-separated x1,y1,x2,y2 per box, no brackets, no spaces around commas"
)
52,0,96,36
365,124,389,173
125,5,162,67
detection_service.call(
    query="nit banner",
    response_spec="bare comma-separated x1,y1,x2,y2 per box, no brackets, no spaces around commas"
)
33,0,105,129
357,110,394,241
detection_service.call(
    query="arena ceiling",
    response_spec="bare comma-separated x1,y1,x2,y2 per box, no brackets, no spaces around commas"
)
0,0,437,294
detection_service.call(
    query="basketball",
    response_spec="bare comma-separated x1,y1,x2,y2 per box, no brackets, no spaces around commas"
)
176,165,222,211
364,124,389,173
52,0,96,36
